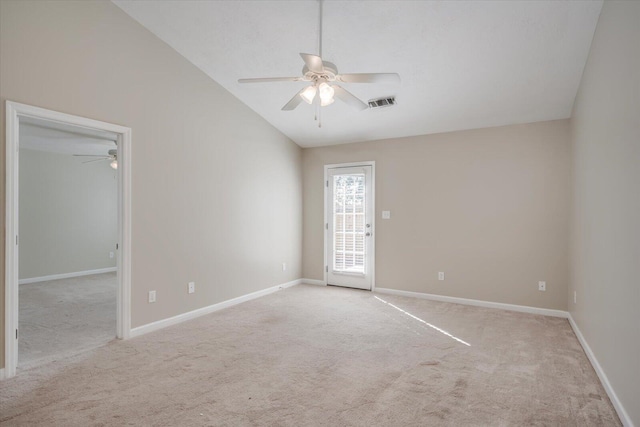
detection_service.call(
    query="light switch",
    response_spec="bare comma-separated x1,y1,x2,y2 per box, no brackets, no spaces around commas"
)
382,211,391,219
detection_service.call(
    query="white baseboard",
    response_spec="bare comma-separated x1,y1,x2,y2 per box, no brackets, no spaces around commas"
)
375,287,569,318
301,278,326,286
568,314,633,427
374,287,631,425
19,267,117,285
130,279,302,338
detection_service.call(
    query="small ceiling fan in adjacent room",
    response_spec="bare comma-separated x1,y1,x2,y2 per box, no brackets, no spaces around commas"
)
238,0,400,127
74,149,118,169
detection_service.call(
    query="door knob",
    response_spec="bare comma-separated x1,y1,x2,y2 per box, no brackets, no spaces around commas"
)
366,232,371,237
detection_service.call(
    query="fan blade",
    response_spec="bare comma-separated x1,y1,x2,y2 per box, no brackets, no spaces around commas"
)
82,158,110,164
73,154,110,157
332,85,368,111
300,53,324,73
238,77,301,84
281,88,306,111
336,73,400,84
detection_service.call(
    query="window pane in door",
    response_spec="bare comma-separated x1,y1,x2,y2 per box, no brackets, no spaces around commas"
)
333,174,366,274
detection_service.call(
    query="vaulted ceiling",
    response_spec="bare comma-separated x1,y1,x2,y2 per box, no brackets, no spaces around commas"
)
113,1,602,147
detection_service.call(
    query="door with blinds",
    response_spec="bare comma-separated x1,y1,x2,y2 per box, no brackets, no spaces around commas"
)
326,165,374,290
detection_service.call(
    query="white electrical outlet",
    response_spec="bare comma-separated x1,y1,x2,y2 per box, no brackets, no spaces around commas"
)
109,251,114,259
538,281,546,291
438,272,445,281
574,291,577,304
188,282,195,294
282,262,287,271
382,211,391,219
148,290,157,303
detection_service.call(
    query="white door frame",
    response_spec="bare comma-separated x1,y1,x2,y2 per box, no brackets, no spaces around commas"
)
4,101,132,379
324,161,375,291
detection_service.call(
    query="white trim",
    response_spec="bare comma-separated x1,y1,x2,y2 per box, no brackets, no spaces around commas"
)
323,161,376,291
0,368,5,380
18,267,117,285
375,287,569,318
116,125,133,341
301,278,326,286
130,279,302,338
5,102,19,379
568,314,633,427
4,101,133,379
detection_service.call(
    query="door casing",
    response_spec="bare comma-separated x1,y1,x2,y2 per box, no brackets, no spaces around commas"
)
4,101,132,379
324,161,375,291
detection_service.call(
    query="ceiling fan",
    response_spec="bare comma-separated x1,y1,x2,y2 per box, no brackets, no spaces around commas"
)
238,0,400,126
73,149,118,169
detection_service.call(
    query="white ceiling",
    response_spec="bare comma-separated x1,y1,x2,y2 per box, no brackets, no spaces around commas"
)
113,0,602,148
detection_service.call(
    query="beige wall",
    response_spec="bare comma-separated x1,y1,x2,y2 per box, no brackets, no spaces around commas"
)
303,120,570,310
0,0,302,368
19,149,117,280
3,5,636,423
569,1,640,424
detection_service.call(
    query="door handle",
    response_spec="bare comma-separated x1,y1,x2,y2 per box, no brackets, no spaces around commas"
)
366,232,371,237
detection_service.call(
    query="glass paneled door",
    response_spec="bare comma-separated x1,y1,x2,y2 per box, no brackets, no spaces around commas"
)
326,165,373,290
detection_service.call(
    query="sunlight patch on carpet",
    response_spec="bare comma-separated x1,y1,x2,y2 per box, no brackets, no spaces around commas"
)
375,295,471,347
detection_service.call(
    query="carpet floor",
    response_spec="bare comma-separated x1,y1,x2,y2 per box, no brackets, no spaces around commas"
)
18,272,117,368
0,284,620,426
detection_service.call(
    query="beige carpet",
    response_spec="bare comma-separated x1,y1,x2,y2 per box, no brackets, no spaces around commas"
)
1,284,620,426
18,272,117,368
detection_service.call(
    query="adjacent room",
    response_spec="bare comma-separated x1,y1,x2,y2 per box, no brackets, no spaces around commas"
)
1,0,638,426
17,119,118,368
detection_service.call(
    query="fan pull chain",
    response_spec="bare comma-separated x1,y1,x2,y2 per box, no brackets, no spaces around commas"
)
315,98,321,128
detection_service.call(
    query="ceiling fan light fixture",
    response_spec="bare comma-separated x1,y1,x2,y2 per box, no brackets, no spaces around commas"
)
300,85,317,104
237,0,399,121
320,97,334,107
110,159,118,170
318,82,334,105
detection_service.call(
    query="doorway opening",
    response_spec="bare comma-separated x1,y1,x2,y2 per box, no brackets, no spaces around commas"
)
324,162,375,290
4,101,132,379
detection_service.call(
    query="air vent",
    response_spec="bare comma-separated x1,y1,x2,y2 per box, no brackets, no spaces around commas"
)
368,97,396,109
